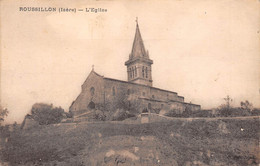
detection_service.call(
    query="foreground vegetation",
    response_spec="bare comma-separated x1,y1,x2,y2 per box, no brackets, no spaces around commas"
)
0,117,259,165
0,98,259,165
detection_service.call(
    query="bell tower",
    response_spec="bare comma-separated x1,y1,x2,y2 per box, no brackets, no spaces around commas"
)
125,19,153,86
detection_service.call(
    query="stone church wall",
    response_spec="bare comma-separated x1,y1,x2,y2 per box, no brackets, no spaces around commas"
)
104,78,147,113
139,98,168,113
169,102,186,113
70,71,104,116
185,103,201,111
103,78,192,114
70,72,201,117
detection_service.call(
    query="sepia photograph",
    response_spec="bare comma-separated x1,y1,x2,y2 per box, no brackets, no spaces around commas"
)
0,0,259,165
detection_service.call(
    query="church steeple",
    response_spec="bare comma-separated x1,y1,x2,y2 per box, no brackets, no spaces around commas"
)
130,19,149,59
125,19,153,86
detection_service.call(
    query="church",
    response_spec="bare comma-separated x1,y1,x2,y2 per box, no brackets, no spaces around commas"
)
69,21,200,117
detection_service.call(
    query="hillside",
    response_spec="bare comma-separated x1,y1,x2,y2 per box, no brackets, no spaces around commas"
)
0,117,259,166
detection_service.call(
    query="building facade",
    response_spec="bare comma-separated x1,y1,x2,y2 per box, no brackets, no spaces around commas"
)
70,21,200,116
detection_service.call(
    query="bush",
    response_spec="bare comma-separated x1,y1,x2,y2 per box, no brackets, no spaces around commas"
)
240,100,253,111
190,109,214,118
93,110,106,121
112,109,136,121
0,106,8,124
153,108,161,114
165,107,193,118
165,107,258,118
31,103,66,125
165,110,184,117
216,107,253,117
97,92,141,120
251,108,260,116
65,111,73,118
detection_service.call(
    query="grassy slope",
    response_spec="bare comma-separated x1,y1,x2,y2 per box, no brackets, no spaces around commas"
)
1,118,259,166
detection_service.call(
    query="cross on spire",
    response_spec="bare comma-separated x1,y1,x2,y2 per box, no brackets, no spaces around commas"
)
136,17,138,24
92,65,94,71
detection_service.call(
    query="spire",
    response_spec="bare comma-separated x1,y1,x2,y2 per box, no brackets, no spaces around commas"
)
130,18,148,59
125,19,153,87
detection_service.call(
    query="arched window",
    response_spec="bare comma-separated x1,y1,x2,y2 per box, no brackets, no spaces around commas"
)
90,87,95,96
135,66,137,77
142,92,145,96
152,95,155,99
129,68,132,78
142,66,145,78
145,67,148,78
127,89,130,95
112,87,116,96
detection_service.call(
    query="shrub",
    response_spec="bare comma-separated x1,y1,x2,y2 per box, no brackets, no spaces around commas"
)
240,100,253,111
216,107,257,117
153,108,161,114
0,106,8,125
93,110,106,121
98,92,141,120
31,103,66,125
251,108,260,116
190,109,214,118
65,111,73,118
112,109,136,121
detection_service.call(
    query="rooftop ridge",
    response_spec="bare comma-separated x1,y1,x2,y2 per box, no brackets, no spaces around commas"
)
103,76,178,95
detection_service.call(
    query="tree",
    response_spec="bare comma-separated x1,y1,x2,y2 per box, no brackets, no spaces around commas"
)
218,95,233,117
100,91,140,121
223,95,233,110
30,103,66,125
240,100,253,111
0,106,9,124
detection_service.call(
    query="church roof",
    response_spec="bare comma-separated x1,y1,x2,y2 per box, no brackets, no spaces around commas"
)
103,76,200,106
130,21,148,59
103,76,178,95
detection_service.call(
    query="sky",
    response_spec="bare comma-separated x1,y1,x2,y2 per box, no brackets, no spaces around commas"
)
1,0,260,123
